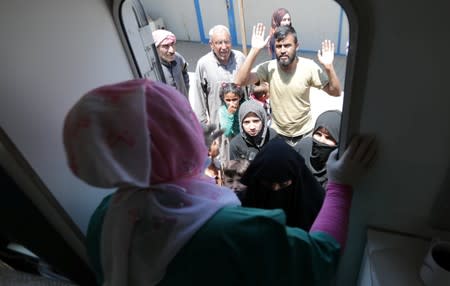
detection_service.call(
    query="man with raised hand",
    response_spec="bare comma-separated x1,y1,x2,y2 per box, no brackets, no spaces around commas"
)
235,23,341,147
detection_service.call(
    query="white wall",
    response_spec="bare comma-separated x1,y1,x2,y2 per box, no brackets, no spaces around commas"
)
143,0,201,41
143,0,348,54
236,0,345,52
0,0,134,234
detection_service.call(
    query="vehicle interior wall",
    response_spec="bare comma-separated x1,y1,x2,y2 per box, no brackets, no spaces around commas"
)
337,0,450,284
0,0,134,234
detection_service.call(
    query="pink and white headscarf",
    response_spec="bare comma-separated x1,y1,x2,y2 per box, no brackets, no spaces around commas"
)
152,29,176,47
63,79,240,286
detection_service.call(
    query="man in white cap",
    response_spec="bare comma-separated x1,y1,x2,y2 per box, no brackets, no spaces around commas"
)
152,29,190,98
191,25,246,127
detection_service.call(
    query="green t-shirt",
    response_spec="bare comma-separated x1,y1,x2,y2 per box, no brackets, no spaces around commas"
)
87,200,340,286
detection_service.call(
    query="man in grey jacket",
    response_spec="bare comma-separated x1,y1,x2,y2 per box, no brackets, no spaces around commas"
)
191,25,246,126
152,29,190,98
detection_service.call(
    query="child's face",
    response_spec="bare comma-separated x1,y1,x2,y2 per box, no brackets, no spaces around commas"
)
223,174,247,192
242,113,263,136
253,82,270,100
209,138,220,158
223,92,241,109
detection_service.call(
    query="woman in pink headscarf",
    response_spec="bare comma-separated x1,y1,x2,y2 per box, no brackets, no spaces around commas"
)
63,79,377,286
269,8,292,59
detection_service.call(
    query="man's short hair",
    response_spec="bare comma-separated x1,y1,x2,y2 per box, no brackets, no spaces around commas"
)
208,25,230,39
274,25,298,44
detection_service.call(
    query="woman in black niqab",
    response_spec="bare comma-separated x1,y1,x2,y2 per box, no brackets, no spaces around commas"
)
296,110,341,189
240,138,325,230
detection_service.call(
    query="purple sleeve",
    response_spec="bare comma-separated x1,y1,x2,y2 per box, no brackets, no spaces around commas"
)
310,182,353,250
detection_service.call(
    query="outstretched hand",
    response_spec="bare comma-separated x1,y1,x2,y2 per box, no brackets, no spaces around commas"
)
317,40,335,67
251,23,271,50
202,124,224,148
326,135,377,186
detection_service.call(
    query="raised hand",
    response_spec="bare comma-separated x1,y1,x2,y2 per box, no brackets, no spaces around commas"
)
317,40,335,67
251,23,271,50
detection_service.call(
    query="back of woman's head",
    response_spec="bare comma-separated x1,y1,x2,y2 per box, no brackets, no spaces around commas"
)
63,79,207,188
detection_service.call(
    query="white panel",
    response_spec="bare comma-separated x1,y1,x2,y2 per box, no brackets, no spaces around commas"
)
139,0,348,51
0,0,134,234
198,0,229,40
121,1,163,80
142,0,201,41
234,0,345,52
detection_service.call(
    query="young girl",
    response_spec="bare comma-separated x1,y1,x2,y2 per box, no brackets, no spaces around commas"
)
218,82,244,139
249,81,271,126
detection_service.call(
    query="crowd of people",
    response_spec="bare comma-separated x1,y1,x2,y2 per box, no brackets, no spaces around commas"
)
62,8,377,286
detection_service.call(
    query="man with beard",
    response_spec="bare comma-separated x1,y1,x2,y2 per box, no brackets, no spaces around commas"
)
235,23,341,147
191,25,246,127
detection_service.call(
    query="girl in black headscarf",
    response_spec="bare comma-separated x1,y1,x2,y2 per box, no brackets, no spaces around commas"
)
296,110,341,189
229,99,278,161
240,137,325,230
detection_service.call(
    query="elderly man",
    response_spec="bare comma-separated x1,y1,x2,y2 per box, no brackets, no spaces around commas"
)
152,29,190,98
235,24,341,147
191,25,246,126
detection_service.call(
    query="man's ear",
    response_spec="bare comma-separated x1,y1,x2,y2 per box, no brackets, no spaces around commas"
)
296,42,300,51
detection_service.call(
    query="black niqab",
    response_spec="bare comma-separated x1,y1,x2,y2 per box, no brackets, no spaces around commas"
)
240,138,325,230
